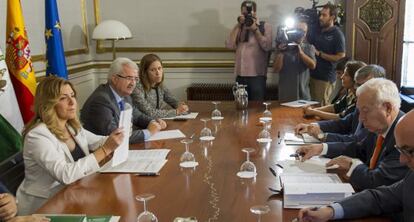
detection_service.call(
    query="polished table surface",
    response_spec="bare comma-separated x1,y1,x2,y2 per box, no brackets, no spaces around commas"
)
37,101,390,222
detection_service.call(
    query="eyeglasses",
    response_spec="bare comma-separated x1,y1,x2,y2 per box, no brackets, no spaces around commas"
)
116,74,139,82
394,145,414,157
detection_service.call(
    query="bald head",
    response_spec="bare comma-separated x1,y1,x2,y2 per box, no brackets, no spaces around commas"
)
395,110,414,170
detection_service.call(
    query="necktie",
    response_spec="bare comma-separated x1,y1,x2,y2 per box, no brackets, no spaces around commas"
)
369,135,384,169
118,100,125,111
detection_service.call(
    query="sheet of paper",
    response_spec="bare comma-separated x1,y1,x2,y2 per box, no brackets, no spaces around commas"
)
284,132,321,145
146,129,186,141
100,150,170,173
111,104,132,167
162,112,198,120
281,100,319,108
276,156,333,173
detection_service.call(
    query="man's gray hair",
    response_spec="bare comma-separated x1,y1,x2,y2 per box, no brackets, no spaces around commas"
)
356,78,401,109
354,64,386,82
107,57,138,81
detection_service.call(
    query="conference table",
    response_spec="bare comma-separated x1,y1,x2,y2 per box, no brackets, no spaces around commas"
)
37,101,390,222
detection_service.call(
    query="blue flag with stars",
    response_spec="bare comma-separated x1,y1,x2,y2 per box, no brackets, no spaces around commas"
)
45,0,68,79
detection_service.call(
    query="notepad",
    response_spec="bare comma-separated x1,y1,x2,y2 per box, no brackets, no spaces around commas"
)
281,100,319,108
146,129,186,141
284,132,320,145
162,112,198,120
100,149,169,174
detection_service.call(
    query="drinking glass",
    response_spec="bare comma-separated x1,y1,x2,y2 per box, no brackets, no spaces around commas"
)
257,120,272,143
179,138,198,168
136,193,158,222
211,101,222,120
263,102,272,119
200,118,214,140
237,148,257,178
250,205,270,222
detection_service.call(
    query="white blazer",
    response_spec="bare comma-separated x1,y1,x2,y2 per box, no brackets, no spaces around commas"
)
16,123,107,215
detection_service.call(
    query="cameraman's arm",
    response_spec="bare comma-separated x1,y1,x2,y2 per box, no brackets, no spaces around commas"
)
299,45,316,70
273,52,284,73
225,16,244,49
252,22,273,51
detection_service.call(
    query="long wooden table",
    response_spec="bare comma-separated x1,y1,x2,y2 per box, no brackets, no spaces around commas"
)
37,101,389,222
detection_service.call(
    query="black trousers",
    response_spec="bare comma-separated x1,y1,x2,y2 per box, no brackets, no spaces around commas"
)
236,75,266,101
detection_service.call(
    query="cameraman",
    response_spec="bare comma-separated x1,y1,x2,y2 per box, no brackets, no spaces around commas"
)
225,0,272,101
273,20,316,102
309,3,345,105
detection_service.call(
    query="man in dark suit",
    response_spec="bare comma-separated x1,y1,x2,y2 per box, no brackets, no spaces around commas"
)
1,181,48,221
297,78,408,190
294,65,386,165
81,57,166,144
297,109,414,222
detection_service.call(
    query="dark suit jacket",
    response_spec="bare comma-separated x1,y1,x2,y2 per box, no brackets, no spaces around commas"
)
319,109,362,142
81,84,153,144
325,111,408,190
340,171,414,221
0,181,9,193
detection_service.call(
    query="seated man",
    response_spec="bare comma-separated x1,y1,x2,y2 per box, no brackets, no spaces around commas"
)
81,58,166,143
297,78,408,190
0,181,48,221
295,65,386,154
297,109,414,222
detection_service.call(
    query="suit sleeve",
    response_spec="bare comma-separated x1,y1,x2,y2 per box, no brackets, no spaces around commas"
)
81,95,119,136
349,145,408,190
25,128,100,185
0,181,9,193
340,178,405,219
319,111,355,134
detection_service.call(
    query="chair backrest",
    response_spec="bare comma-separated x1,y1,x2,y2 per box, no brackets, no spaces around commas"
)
0,151,24,195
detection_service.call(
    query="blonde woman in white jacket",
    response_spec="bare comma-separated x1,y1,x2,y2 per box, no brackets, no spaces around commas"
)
16,76,124,215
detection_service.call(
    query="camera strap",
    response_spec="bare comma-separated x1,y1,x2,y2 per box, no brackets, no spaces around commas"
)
258,21,265,35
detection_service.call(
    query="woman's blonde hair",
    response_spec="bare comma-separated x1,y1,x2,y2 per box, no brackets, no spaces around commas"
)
139,53,164,92
22,76,81,141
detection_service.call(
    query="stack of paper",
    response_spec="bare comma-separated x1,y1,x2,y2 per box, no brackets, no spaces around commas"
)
283,183,354,209
281,100,319,108
100,149,170,174
284,132,320,145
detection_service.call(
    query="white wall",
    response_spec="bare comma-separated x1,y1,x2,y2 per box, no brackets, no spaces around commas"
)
0,0,331,102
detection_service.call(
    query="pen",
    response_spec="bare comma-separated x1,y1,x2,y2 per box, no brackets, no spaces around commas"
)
275,163,284,169
135,173,159,176
268,167,277,177
297,100,307,104
277,131,281,144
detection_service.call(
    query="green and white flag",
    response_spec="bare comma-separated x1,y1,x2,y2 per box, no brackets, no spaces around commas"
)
0,47,24,162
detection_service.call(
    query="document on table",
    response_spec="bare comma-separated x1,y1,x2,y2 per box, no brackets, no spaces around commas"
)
283,183,354,209
100,149,170,174
280,100,319,108
279,173,342,186
162,112,198,120
34,214,121,222
111,104,132,167
284,132,320,145
275,156,333,173
146,129,186,141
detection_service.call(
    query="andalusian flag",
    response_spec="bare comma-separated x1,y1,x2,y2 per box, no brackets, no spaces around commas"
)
6,0,37,124
45,0,68,79
0,48,23,162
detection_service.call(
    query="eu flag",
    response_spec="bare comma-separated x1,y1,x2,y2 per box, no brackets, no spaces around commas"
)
45,0,68,79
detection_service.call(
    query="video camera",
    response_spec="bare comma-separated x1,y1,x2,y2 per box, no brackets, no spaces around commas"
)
243,1,255,27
